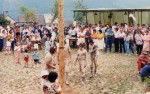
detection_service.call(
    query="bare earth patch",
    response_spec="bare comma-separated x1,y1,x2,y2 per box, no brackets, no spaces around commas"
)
0,50,145,94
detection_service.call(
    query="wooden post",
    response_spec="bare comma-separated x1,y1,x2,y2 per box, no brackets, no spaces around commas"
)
58,0,65,91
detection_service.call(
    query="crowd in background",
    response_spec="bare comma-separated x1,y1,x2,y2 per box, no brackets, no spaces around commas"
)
0,22,150,55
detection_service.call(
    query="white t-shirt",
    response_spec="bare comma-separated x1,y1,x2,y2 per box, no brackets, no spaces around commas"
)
14,46,21,51
51,32,56,40
119,32,125,38
69,29,76,36
6,41,11,47
24,53,29,57
113,31,120,38
96,26,100,32
77,31,85,37
45,82,62,94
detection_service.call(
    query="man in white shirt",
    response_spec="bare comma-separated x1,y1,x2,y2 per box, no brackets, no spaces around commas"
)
113,28,120,52
118,28,126,53
69,27,76,37
69,27,77,48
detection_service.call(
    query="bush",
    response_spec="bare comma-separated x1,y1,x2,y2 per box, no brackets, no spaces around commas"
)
0,15,10,25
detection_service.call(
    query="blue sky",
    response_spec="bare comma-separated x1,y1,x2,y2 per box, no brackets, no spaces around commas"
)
0,0,150,20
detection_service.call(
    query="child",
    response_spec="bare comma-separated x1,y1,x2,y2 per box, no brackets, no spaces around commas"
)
45,38,51,54
75,43,87,83
24,49,29,68
33,49,40,66
47,72,62,94
5,39,11,55
124,33,130,56
14,42,21,64
89,39,99,78
26,39,31,52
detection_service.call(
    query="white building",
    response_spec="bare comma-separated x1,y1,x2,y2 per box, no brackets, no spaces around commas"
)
5,15,16,25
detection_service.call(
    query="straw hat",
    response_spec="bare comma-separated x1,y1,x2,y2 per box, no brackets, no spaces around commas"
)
41,70,49,77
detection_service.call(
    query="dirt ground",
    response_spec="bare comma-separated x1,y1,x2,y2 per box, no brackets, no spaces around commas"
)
0,49,145,94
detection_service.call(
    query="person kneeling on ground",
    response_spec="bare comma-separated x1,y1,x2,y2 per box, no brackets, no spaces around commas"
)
41,71,61,94
41,70,50,94
48,72,62,94
140,62,150,82
137,51,150,74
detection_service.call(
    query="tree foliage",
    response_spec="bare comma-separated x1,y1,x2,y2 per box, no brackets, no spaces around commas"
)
0,15,10,25
50,0,58,25
20,6,36,22
73,0,86,23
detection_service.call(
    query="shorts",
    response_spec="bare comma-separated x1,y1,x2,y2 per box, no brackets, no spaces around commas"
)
24,57,29,62
34,59,39,62
27,45,30,50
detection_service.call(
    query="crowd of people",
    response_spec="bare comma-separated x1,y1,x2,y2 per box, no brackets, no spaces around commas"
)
0,21,150,93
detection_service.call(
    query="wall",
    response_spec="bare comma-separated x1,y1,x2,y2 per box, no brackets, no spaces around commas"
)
86,11,150,26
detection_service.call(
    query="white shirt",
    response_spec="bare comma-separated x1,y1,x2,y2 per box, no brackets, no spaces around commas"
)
6,41,11,47
112,25,117,32
75,27,80,33
135,34,144,45
69,29,76,36
14,46,21,51
119,32,125,38
51,32,56,40
45,82,62,94
77,31,85,37
96,26,100,32
113,31,120,38
0,33,4,39
128,33,133,40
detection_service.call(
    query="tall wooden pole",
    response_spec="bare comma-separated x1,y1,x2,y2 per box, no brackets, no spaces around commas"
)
58,0,65,91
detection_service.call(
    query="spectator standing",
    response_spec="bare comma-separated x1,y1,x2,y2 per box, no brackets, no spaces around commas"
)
119,28,126,53
124,33,130,56
113,28,120,52
135,31,144,55
105,26,114,52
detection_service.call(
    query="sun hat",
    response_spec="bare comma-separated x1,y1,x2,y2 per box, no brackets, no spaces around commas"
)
41,70,49,77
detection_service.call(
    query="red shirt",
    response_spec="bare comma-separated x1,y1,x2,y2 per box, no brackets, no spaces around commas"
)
137,55,149,71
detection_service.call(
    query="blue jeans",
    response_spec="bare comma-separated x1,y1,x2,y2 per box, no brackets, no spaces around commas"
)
105,37,113,52
129,43,134,54
124,41,130,54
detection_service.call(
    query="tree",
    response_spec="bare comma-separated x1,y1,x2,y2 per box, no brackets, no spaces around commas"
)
0,15,10,25
50,0,58,25
20,6,36,22
73,0,86,23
